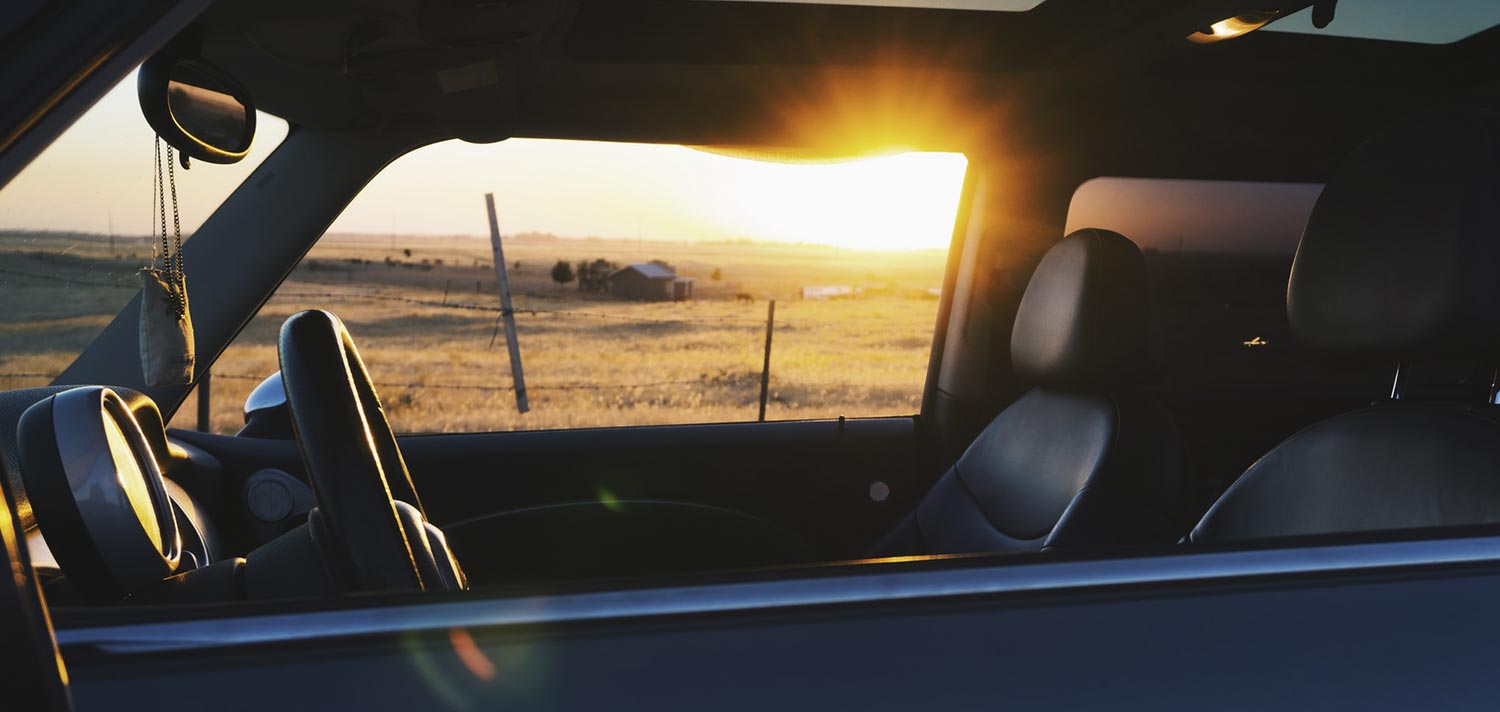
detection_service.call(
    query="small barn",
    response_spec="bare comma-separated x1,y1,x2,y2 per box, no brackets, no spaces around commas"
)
611,262,693,301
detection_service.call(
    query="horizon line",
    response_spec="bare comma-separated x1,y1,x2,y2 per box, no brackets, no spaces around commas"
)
0,227,953,254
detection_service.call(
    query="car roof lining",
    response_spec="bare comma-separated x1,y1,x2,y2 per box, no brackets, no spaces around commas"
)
188,0,1500,183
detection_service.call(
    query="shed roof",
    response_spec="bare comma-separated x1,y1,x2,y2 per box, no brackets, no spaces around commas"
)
614,263,677,280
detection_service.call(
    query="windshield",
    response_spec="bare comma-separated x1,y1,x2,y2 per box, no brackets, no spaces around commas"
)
0,70,288,389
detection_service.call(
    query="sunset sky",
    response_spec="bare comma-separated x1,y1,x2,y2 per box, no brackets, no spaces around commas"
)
0,72,968,252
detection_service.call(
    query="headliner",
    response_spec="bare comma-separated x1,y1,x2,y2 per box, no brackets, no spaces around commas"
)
191,0,1500,182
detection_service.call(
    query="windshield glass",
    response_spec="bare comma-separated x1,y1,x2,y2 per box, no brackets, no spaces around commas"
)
0,70,289,389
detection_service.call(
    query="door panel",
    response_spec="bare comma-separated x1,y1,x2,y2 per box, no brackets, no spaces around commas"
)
172,416,933,578
64,556,1500,711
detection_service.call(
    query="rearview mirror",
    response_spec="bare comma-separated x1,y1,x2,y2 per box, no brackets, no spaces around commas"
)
138,50,256,164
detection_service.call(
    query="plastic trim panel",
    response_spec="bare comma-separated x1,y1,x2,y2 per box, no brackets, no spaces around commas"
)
56,533,1500,656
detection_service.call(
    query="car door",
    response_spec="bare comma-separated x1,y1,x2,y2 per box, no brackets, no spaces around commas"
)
172,369,944,585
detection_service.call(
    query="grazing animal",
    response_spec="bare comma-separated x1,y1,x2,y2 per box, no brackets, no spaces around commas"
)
735,293,755,304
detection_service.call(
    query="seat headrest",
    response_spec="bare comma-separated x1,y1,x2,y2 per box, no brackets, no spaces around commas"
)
1288,107,1500,363
1011,228,1155,388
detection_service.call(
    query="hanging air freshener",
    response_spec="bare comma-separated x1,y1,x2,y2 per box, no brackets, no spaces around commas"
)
140,137,195,387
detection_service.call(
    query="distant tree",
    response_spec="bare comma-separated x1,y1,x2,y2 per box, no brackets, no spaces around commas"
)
577,260,589,291
710,267,723,281
551,259,576,290
403,248,412,258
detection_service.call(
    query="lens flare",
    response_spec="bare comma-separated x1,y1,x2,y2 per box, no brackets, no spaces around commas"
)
449,627,498,682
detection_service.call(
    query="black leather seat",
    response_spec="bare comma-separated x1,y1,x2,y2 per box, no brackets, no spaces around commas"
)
873,228,1188,557
1193,107,1500,543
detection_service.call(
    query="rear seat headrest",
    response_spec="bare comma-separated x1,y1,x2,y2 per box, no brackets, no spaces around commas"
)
1288,107,1500,363
1011,228,1156,389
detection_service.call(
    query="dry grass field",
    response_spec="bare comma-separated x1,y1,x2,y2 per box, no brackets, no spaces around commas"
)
0,230,947,434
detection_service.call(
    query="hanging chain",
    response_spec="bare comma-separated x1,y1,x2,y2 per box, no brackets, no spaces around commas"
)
167,144,183,281
155,137,168,272
153,137,186,318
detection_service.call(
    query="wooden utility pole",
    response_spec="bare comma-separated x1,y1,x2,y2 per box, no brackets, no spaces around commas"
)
758,299,776,422
485,193,529,413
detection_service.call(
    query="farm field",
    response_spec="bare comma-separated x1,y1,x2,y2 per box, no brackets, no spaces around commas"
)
0,230,948,434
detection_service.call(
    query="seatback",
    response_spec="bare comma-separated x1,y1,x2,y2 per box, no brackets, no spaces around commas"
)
1193,107,1500,543
873,229,1188,557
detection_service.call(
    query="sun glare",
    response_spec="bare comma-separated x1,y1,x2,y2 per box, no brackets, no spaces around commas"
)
330,140,968,253
715,151,968,251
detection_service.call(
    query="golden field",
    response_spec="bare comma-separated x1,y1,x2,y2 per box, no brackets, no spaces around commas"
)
0,231,947,434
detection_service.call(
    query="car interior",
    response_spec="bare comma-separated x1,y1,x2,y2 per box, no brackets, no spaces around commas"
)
5,0,1500,625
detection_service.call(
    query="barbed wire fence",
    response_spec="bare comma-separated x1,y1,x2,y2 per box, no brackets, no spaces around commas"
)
0,265,772,326
0,268,804,430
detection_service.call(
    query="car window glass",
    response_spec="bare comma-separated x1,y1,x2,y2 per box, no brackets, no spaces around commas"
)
0,70,289,390
186,140,965,434
1067,177,1398,391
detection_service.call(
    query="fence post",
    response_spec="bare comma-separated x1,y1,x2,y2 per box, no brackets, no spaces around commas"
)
485,193,529,414
758,299,776,422
196,369,212,432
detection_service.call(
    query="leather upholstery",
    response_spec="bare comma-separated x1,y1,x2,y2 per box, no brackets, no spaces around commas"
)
1011,228,1157,389
1288,107,1500,363
873,230,1187,557
1193,406,1500,542
1195,107,1500,543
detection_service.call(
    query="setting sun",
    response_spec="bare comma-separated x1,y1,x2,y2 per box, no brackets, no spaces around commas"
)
712,151,969,251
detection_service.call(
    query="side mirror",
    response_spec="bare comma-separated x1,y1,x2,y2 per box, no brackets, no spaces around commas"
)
240,372,292,439
138,47,256,164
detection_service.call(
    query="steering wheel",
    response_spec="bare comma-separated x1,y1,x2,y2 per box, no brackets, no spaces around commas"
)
278,309,464,593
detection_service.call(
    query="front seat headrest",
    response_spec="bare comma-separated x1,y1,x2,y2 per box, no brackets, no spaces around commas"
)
1288,107,1500,363
1010,228,1155,389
